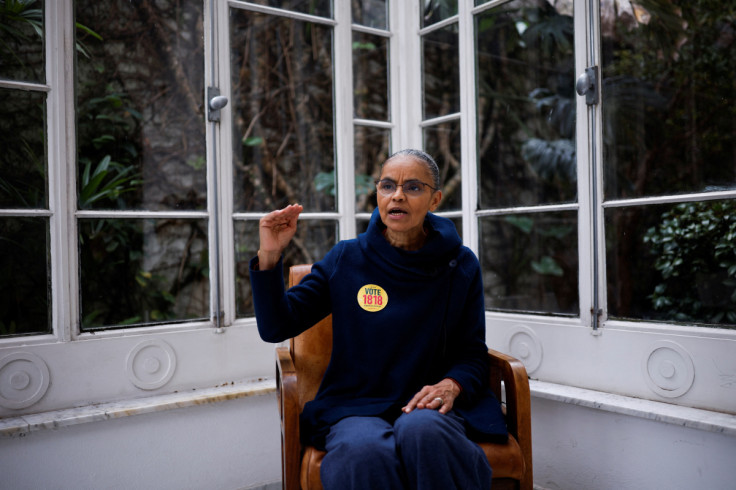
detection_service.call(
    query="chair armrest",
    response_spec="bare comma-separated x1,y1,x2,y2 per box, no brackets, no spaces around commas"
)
487,348,533,489
276,346,301,490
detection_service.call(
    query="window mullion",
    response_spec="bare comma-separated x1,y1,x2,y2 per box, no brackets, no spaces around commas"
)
212,0,235,328
574,0,605,329
458,1,478,255
48,0,77,342
334,0,355,239
391,1,422,150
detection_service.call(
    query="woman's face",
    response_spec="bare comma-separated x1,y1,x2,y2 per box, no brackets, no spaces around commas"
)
377,155,442,240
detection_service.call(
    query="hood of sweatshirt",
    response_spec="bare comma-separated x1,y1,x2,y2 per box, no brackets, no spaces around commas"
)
358,208,463,279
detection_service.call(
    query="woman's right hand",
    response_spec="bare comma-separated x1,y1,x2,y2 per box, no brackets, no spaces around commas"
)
257,204,303,270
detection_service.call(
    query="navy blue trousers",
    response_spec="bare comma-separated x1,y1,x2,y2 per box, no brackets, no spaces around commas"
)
320,409,492,490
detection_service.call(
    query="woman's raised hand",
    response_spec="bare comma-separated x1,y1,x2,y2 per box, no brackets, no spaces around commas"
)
257,204,303,270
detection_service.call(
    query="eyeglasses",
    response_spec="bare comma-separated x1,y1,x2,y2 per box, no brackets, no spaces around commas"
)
375,179,438,197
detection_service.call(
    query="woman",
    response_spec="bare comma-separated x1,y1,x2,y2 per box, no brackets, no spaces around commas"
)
250,149,507,489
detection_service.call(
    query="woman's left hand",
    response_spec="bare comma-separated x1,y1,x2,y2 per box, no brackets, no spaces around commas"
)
402,378,462,415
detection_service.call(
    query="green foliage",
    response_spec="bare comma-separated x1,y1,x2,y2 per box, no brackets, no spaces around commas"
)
0,0,100,60
505,215,574,278
0,1,42,39
79,156,141,209
644,201,736,326
352,41,376,51
314,170,375,197
77,90,143,209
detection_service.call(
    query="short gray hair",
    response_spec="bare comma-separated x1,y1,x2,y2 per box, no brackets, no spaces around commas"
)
384,149,441,189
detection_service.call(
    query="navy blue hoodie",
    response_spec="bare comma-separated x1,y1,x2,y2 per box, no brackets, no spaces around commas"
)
250,209,508,449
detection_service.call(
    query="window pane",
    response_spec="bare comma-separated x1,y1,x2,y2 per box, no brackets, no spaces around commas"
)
354,125,389,213
352,0,387,30
357,218,370,234
79,219,209,330
234,219,338,317
0,0,44,83
421,0,458,28
0,88,46,208
353,32,389,121
422,23,459,119
75,0,206,211
479,212,578,315
245,0,332,18
476,2,576,208
601,2,735,199
0,218,49,336
231,10,335,213
606,200,736,328
423,121,461,211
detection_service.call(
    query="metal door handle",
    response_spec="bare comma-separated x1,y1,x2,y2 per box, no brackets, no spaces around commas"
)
576,66,599,105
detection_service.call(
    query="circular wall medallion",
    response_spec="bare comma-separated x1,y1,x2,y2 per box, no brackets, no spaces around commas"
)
642,340,695,398
126,339,177,390
0,352,51,409
506,325,543,374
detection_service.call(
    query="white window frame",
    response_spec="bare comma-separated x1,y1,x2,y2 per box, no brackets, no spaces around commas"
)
472,0,736,415
2,0,733,419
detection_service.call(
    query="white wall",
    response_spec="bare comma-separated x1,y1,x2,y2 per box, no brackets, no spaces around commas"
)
0,392,281,490
531,395,736,490
2,388,734,490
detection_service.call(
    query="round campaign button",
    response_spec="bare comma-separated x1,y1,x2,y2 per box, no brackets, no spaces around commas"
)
357,284,388,312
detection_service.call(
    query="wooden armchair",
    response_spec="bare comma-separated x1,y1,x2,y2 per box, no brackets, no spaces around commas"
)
275,264,533,490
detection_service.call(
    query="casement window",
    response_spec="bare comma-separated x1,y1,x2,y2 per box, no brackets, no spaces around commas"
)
1,0,733,418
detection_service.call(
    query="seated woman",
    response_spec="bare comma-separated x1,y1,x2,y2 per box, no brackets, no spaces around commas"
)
250,149,507,489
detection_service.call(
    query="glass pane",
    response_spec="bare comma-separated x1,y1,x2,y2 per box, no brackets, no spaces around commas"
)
476,1,576,208
353,32,389,121
0,88,46,208
79,219,209,330
235,219,338,317
0,218,49,336
601,2,735,199
75,1,206,211
423,121,461,211
421,0,458,28
606,200,736,328
480,211,578,315
0,0,44,83
231,10,335,213
245,0,332,18
422,23,459,120
352,0,387,30
354,125,390,213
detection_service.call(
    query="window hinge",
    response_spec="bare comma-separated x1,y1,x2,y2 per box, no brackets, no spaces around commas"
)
576,66,599,105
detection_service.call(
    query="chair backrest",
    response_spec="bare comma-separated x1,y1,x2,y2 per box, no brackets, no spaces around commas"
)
288,264,333,411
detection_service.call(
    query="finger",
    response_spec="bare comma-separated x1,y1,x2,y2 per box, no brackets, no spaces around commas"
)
279,203,303,220
438,399,453,414
428,396,444,410
402,392,424,413
403,387,431,413
261,204,302,224
418,391,442,410
416,391,434,410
